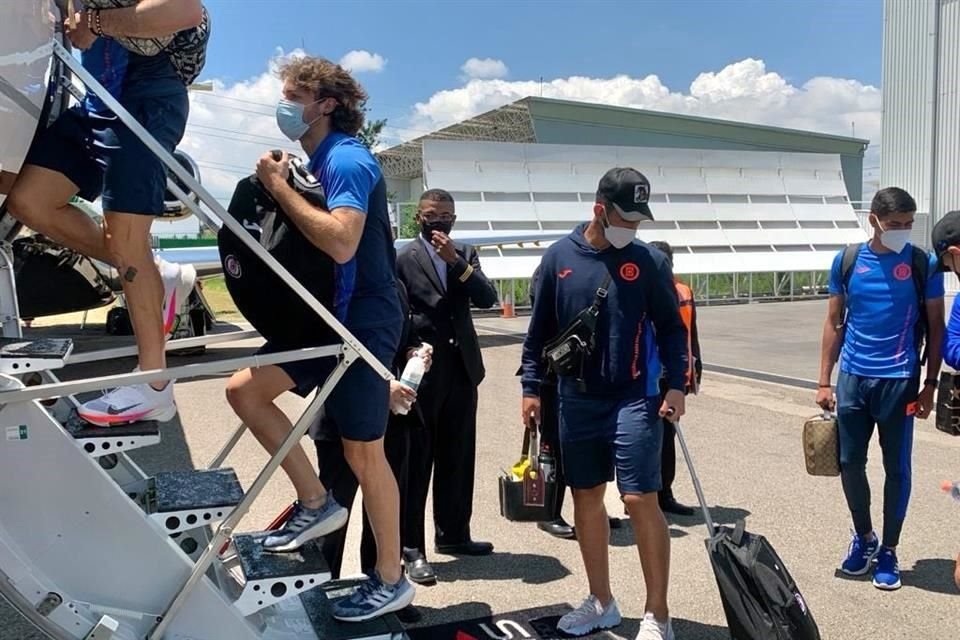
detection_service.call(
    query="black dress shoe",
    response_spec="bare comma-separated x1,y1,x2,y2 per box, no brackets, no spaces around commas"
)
402,549,437,585
660,497,696,516
407,557,437,585
608,517,624,529
538,519,576,539
435,539,494,556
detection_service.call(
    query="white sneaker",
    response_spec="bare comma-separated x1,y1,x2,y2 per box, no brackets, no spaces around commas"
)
636,612,674,640
78,382,177,426
157,258,196,337
557,595,622,637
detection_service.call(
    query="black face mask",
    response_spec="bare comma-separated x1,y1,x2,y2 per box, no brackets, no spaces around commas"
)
420,220,453,239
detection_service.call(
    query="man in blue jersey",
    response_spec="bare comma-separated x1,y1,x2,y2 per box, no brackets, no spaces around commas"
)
927,209,960,594
224,56,412,622
7,1,208,426
816,187,945,591
520,168,688,640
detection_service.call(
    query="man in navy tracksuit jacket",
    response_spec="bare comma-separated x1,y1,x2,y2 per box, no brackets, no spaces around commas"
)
521,168,688,640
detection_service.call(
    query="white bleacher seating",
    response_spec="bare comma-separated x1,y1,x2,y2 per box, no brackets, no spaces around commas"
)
421,140,867,278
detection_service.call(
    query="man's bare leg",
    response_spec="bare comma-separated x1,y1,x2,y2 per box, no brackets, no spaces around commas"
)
6,165,112,264
624,491,671,620
0,170,18,196
343,439,401,583
572,485,613,605
103,211,166,387
225,366,328,504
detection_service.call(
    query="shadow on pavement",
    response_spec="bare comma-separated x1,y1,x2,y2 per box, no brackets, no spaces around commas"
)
902,558,960,595
434,551,572,585
671,505,752,531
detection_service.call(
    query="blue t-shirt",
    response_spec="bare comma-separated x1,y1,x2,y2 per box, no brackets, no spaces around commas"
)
828,242,944,379
308,132,402,331
82,39,184,114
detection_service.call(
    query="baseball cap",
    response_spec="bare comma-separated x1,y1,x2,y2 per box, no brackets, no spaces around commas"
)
931,210,960,271
596,167,654,222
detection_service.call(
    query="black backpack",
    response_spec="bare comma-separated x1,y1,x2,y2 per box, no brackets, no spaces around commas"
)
838,243,930,364
708,521,822,640
216,155,337,349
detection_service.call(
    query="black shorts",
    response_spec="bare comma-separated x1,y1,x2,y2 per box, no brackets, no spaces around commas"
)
258,323,401,442
24,93,188,215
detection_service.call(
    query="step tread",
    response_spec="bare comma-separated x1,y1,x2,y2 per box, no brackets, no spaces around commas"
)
154,468,243,512
0,338,72,359
71,421,161,439
301,582,405,639
235,533,330,582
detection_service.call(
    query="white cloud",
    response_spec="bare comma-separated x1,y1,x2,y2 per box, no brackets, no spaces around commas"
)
460,57,509,80
411,58,880,155
338,49,386,73
176,54,880,226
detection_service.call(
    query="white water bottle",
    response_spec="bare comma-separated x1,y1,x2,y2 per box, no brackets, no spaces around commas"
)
396,343,431,414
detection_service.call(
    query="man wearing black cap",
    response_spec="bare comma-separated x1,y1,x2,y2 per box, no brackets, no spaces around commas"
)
931,209,960,596
520,168,688,639
935,211,960,371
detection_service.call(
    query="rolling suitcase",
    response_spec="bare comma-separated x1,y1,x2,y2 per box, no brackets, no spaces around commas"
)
935,371,960,436
674,421,822,640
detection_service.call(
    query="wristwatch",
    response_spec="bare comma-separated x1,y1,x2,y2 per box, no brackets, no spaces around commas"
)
924,378,938,388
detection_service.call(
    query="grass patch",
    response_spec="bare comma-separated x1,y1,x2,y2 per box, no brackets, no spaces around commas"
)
199,275,241,319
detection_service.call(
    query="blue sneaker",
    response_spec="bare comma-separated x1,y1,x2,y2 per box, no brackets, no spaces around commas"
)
331,573,416,622
840,531,879,575
872,547,902,590
262,496,347,552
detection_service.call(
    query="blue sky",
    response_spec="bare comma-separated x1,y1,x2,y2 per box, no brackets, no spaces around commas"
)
167,0,885,233
197,0,882,136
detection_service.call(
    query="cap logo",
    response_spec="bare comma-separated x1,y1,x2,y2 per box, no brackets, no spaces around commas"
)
634,183,649,204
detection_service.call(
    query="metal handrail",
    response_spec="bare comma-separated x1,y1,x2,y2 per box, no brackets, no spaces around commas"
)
0,344,340,405
68,329,261,365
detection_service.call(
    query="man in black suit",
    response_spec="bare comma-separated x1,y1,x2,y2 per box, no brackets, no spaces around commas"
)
397,188,499,581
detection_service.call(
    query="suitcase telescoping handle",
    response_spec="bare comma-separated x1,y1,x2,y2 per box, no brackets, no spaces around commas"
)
670,410,717,540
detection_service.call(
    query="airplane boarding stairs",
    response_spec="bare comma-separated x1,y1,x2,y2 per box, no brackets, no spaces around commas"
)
0,37,407,640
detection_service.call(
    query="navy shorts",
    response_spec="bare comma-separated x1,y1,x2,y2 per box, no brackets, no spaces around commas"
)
23,92,188,215
258,323,401,442
558,389,663,495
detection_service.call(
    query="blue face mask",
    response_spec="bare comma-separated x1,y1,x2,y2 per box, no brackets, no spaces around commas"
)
276,98,320,141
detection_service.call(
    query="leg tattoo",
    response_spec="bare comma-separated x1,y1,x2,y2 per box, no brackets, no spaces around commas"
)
123,266,138,283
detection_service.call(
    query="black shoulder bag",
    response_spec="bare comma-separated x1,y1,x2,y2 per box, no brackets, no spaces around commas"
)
542,272,612,391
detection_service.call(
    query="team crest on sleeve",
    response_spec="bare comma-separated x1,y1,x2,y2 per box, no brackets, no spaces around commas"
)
225,255,242,279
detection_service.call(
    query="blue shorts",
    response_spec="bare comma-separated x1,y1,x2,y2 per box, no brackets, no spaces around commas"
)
558,391,663,495
23,92,188,215
258,323,401,442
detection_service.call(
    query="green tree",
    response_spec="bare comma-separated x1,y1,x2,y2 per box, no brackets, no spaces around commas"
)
357,100,387,150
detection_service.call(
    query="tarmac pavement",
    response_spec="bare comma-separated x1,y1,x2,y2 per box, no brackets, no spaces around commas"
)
2,301,958,639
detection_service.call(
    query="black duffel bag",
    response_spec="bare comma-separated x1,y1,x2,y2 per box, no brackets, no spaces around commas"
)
12,235,115,318
216,153,337,349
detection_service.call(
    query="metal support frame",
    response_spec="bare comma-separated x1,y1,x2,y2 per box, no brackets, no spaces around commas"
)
148,350,356,640
0,40,399,640
0,242,22,339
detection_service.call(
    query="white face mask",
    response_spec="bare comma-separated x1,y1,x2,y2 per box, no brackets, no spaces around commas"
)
602,212,637,249
873,216,911,253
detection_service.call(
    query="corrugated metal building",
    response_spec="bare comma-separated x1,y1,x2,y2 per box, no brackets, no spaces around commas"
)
882,0,960,229
379,97,868,203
